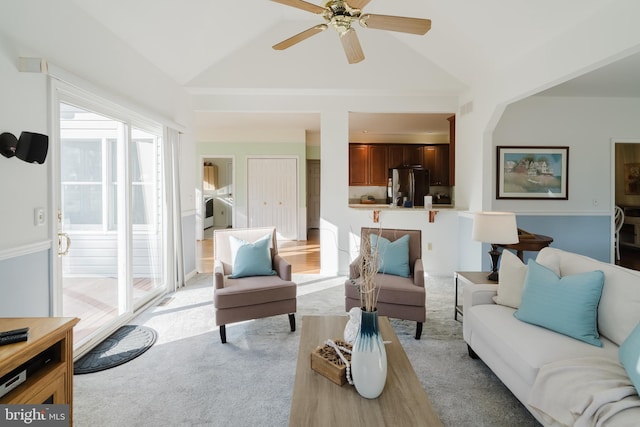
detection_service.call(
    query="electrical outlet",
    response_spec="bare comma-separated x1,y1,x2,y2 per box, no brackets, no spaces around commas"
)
592,199,599,207
34,207,45,226
427,242,433,251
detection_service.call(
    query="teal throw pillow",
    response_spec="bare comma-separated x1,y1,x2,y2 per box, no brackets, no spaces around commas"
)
619,320,640,395
514,260,605,347
229,234,276,279
370,234,410,278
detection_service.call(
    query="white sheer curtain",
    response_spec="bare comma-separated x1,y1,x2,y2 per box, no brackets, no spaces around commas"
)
166,127,185,290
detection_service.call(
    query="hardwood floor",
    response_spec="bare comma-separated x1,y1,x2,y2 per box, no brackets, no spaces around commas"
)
196,228,320,274
64,277,161,345
195,228,640,276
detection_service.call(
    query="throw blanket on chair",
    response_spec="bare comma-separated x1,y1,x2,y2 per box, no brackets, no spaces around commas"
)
528,357,640,427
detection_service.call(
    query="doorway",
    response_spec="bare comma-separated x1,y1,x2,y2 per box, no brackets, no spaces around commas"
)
613,141,640,271
201,157,234,237
56,101,167,351
307,159,320,230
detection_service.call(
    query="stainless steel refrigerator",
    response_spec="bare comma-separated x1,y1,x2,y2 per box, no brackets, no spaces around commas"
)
387,167,430,207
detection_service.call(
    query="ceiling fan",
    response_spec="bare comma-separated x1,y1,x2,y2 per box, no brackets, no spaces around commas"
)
271,0,431,64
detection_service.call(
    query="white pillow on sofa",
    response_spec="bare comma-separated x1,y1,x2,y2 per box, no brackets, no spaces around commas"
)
496,250,528,308
535,248,561,276
494,247,561,309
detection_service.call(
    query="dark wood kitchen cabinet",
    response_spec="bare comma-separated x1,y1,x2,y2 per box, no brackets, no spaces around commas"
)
447,115,455,186
388,145,404,169
388,145,423,168
349,144,388,186
369,145,388,185
349,144,368,185
424,145,449,186
349,141,452,187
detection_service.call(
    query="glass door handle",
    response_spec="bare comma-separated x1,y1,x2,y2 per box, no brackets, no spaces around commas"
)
58,233,71,256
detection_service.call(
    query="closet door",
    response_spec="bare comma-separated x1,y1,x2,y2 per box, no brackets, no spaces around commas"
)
247,158,298,239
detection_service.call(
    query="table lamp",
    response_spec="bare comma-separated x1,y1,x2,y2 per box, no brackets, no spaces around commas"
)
472,211,519,281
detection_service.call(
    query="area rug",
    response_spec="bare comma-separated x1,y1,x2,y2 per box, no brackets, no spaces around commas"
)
74,325,158,374
73,274,540,426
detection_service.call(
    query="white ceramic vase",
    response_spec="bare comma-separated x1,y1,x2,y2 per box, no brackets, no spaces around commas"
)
351,309,387,399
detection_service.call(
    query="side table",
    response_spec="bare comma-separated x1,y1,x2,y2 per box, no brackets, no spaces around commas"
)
454,272,497,321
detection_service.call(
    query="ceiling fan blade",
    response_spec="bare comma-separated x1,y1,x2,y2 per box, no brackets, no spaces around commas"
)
270,0,326,14
340,28,365,64
273,24,328,50
360,14,432,35
347,0,372,9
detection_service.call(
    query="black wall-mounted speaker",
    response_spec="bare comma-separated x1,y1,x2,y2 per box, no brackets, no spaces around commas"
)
15,131,49,164
0,132,18,158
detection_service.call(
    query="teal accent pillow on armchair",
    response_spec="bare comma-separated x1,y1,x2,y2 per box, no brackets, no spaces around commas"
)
514,260,605,347
370,234,410,278
229,234,276,279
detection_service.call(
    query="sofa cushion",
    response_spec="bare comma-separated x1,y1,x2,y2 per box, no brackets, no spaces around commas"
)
515,260,605,347
370,233,410,278
229,233,276,278
538,247,640,346
467,304,619,390
496,250,527,308
619,320,640,395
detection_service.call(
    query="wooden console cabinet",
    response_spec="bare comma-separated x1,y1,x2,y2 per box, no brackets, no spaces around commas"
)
0,318,79,423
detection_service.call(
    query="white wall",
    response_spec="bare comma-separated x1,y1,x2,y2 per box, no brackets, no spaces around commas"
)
0,4,194,315
0,38,49,250
450,2,640,269
493,96,640,214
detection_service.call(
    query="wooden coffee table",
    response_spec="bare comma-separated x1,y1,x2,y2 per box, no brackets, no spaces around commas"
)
289,315,442,426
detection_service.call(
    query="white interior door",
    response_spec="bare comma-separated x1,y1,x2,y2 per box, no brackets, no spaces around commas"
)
247,157,298,239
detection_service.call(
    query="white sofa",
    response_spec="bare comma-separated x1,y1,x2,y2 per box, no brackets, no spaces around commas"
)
463,247,640,426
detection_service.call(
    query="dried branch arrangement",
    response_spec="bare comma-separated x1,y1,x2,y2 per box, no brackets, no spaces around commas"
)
357,228,382,312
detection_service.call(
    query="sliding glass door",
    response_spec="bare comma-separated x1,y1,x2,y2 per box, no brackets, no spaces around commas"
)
130,128,164,306
57,100,166,349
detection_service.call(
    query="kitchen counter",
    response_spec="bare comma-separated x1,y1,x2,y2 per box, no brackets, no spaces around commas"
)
349,204,456,209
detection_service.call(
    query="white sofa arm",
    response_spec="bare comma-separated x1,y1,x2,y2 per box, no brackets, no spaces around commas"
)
462,284,498,343
462,284,497,311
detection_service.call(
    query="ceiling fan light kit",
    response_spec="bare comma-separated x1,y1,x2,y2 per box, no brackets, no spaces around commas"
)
271,0,431,64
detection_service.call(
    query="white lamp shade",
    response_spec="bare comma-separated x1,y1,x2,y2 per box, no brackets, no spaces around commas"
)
472,211,519,244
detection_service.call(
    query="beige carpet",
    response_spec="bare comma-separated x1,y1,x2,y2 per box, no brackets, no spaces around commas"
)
73,273,539,426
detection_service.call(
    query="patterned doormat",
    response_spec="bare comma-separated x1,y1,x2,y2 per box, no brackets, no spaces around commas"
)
74,325,157,374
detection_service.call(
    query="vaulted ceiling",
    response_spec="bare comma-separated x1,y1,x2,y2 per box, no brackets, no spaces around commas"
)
3,0,639,137
69,0,613,90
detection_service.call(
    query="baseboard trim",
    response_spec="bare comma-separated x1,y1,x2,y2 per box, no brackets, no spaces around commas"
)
185,269,198,283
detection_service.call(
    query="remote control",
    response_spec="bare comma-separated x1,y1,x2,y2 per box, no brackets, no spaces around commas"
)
0,327,29,338
0,332,28,346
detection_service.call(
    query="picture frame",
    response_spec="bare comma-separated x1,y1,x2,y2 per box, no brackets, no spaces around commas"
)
496,146,569,200
624,163,640,195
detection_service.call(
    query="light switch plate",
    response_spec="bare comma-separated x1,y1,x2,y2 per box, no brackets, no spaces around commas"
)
34,207,45,226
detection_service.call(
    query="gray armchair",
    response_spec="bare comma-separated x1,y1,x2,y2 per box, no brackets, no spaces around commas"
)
213,227,297,343
345,227,425,339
